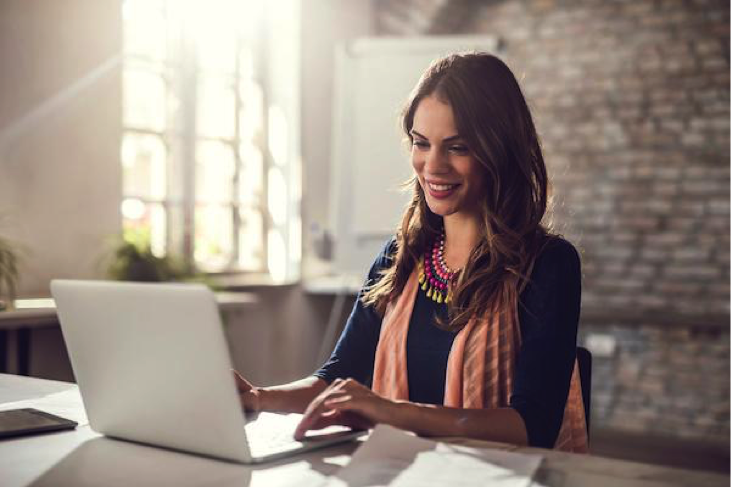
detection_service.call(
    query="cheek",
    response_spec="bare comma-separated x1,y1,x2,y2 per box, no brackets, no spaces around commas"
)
411,150,424,173
460,159,485,193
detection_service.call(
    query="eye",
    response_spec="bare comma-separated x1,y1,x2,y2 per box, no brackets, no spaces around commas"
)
412,140,429,150
448,144,469,154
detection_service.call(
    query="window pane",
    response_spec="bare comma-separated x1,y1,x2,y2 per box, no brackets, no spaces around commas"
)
238,45,256,80
239,79,264,142
195,204,233,271
239,207,263,271
122,133,167,199
268,228,286,282
268,166,287,227
165,203,186,259
123,69,166,131
238,143,263,207
121,200,167,257
122,0,166,62
197,76,235,138
196,140,235,203
195,20,237,74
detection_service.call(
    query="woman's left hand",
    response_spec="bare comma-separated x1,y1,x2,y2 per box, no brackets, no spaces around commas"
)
294,378,395,440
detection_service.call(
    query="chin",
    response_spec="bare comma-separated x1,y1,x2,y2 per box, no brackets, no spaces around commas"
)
425,202,458,217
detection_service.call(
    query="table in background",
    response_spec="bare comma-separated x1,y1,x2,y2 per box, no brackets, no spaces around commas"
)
0,294,258,376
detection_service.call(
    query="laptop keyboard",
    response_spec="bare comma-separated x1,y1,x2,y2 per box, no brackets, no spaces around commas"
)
245,416,303,452
243,412,357,458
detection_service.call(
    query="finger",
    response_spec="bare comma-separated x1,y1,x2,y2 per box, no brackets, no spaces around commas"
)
240,390,259,412
294,409,343,440
232,369,254,392
294,380,351,439
295,393,355,440
296,395,338,439
295,404,325,439
324,394,353,409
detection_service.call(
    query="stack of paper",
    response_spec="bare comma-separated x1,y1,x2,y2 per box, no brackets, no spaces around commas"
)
326,425,543,487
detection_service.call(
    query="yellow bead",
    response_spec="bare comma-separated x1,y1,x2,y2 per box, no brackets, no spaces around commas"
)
421,280,428,291
426,287,432,298
436,293,443,304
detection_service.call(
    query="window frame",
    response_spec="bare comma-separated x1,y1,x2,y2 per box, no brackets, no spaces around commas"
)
120,0,301,281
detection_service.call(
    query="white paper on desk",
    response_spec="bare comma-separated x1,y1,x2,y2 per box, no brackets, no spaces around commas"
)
326,425,543,487
0,386,88,426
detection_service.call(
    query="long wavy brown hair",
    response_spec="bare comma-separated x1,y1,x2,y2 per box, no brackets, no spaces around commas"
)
361,52,557,332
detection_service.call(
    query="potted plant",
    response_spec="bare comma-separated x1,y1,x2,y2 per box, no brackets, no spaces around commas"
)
0,235,20,311
104,228,211,286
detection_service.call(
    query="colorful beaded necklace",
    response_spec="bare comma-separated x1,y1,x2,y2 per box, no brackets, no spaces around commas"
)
417,228,460,304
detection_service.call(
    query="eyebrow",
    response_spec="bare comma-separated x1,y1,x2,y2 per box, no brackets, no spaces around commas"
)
410,130,464,143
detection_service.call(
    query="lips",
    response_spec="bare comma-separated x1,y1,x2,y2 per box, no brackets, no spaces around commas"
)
425,181,461,199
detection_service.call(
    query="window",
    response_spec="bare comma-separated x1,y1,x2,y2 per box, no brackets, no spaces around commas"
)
120,0,300,280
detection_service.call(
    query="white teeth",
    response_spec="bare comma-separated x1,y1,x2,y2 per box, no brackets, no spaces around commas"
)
429,183,457,191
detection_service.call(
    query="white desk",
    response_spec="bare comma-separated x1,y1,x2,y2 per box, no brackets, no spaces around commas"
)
0,374,728,487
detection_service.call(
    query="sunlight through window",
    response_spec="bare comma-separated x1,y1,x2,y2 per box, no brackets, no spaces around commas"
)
121,0,283,275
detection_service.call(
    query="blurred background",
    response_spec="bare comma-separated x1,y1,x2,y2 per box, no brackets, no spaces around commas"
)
0,0,728,474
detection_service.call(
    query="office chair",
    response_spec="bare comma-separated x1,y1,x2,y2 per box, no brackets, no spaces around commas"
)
576,346,592,437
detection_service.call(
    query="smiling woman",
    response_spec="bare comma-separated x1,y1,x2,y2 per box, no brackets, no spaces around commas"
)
233,52,588,453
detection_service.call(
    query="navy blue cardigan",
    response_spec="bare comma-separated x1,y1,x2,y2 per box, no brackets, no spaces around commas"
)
314,237,581,448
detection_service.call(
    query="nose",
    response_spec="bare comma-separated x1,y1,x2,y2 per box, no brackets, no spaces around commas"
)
423,146,449,174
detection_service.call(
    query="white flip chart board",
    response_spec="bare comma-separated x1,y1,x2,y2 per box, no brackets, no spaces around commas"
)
329,36,498,279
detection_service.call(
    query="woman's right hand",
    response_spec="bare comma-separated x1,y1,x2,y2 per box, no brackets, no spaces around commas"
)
232,370,263,412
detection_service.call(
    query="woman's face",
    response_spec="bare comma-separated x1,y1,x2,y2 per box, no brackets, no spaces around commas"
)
410,95,484,220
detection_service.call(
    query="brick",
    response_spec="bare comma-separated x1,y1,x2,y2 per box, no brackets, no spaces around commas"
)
709,117,731,132
664,265,720,279
672,247,710,261
682,180,725,195
645,233,685,247
658,119,685,133
630,264,656,278
681,132,707,146
656,281,703,295
591,246,635,260
702,56,729,71
666,217,699,231
707,199,730,215
683,166,708,178
694,39,724,55
652,182,679,197
675,201,705,216
703,216,730,230
594,278,646,291
634,295,668,308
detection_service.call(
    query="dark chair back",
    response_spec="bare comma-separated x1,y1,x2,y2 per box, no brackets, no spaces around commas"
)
576,346,592,436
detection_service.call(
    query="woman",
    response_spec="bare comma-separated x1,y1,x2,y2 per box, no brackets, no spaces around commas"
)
234,52,588,452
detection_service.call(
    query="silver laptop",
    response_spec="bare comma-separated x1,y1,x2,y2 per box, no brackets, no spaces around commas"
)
50,279,362,464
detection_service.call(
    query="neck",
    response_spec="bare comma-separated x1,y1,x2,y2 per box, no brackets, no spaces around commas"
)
442,213,481,270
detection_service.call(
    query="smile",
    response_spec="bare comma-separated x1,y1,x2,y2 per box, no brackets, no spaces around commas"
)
428,182,458,191
425,181,461,199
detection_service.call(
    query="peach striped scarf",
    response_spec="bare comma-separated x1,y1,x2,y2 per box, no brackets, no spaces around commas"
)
372,268,589,453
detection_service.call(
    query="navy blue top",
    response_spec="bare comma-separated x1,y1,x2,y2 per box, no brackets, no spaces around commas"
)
314,237,581,449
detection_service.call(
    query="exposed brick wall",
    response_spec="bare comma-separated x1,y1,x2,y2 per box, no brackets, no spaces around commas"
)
374,0,730,444
578,323,729,444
